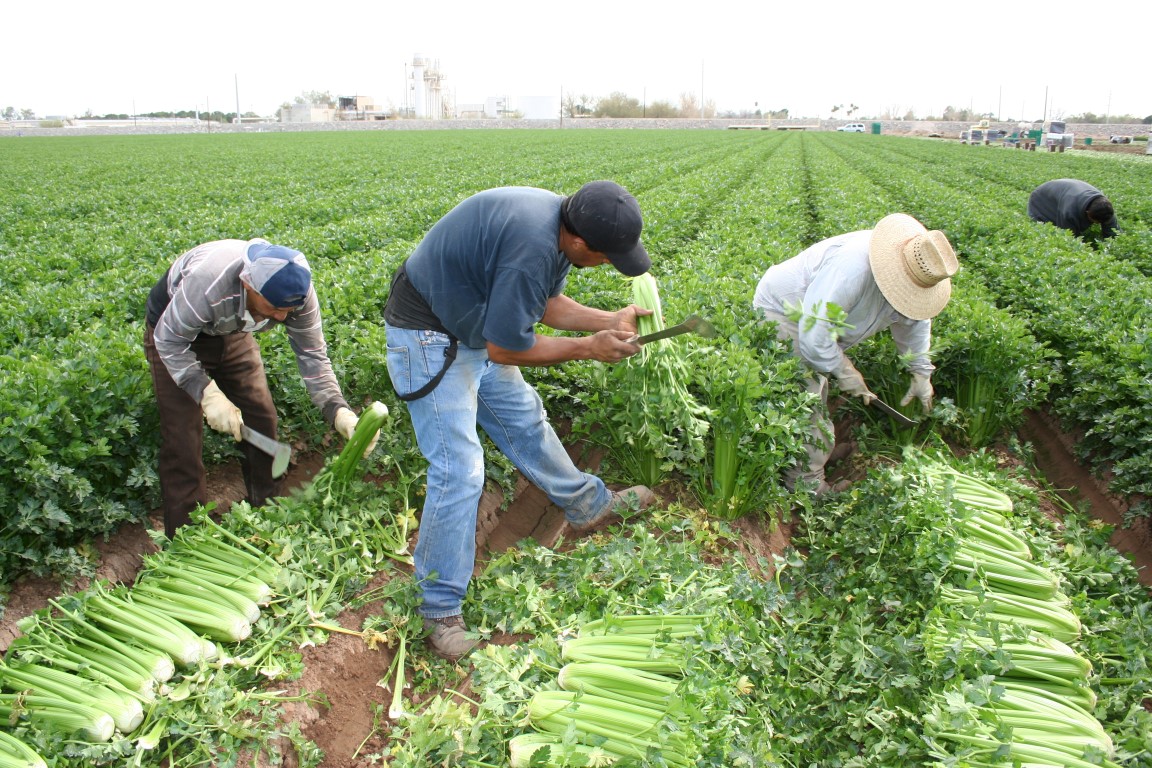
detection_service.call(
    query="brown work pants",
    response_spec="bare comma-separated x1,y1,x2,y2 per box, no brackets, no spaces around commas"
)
144,325,279,538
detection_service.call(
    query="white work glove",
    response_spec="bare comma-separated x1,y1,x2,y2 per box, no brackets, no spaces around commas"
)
335,406,379,457
900,373,934,412
201,380,243,441
833,360,876,405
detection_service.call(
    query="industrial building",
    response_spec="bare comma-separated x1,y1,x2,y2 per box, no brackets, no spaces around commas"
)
275,53,558,123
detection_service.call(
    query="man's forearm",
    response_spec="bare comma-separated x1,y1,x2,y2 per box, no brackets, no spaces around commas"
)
541,295,616,332
487,334,598,366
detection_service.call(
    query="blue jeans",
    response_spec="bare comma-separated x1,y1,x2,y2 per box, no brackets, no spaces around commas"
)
385,326,612,618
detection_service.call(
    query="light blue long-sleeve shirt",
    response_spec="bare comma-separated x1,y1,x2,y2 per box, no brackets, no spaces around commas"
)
752,230,934,376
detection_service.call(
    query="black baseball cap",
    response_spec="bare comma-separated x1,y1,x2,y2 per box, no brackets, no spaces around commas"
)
563,181,650,276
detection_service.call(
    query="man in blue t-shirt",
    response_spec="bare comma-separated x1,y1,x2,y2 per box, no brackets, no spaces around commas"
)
384,181,657,661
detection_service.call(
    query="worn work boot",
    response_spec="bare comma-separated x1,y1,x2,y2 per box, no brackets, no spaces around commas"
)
814,479,852,497
423,615,480,663
568,485,656,536
826,441,857,468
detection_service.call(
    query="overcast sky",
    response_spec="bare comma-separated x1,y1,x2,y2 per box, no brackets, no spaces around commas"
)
6,1,1148,122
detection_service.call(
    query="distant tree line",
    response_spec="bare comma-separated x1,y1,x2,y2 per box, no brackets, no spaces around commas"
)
2,107,36,120
2,106,260,123
79,110,259,123
563,91,722,119
560,91,791,120
1064,111,1152,124
558,96,1152,123
889,105,1150,124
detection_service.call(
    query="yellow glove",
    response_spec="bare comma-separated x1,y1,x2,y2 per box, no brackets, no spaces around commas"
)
832,360,876,405
900,373,934,412
201,380,243,441
335,406,379,458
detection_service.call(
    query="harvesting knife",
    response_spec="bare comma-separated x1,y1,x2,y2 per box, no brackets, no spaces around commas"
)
868,396,919,427
628,314,717,345
240,425,292,479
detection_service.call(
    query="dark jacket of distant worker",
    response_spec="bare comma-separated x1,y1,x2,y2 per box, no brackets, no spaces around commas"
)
753,214,959,495
383,181,657,662
144,239,375,539
1027,178,1118,239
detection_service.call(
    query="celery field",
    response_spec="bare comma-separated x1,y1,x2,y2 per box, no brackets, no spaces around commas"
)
1,130,1150,767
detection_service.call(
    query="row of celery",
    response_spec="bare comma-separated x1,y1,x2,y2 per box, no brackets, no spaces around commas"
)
510,614,706,767
922,467,1121,768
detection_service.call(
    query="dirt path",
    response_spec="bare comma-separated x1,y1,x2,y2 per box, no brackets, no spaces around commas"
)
1019,410,1152,586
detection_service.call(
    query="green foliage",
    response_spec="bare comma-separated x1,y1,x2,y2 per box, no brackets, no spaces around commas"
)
784,298,852,342
0,324,157,580
3,131,1152,767
689,326,812,520
593,91,645,118
577,275,711,487
809,131,1152,510
1,454,420,767
929,278,1057,447
7,129,790,588
375,448,1152,767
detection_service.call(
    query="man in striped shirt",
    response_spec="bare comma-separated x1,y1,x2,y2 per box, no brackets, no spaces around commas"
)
144,238,373,538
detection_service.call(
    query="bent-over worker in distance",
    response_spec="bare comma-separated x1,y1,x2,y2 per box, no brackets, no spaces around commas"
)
1027,178,1118,239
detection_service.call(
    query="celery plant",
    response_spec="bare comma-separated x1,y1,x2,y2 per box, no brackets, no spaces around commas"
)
584,273,710,486
931,280,1054,447
690,328,812,520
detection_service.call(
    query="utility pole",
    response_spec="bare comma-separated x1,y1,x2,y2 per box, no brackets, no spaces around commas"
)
235,74,240,123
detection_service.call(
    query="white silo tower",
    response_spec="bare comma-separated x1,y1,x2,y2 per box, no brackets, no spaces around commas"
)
408,54,446,119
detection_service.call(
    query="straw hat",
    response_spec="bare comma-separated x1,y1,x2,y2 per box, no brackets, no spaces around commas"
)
868,214,959,320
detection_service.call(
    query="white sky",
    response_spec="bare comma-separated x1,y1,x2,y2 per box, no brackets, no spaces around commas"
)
5,1,1148,122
